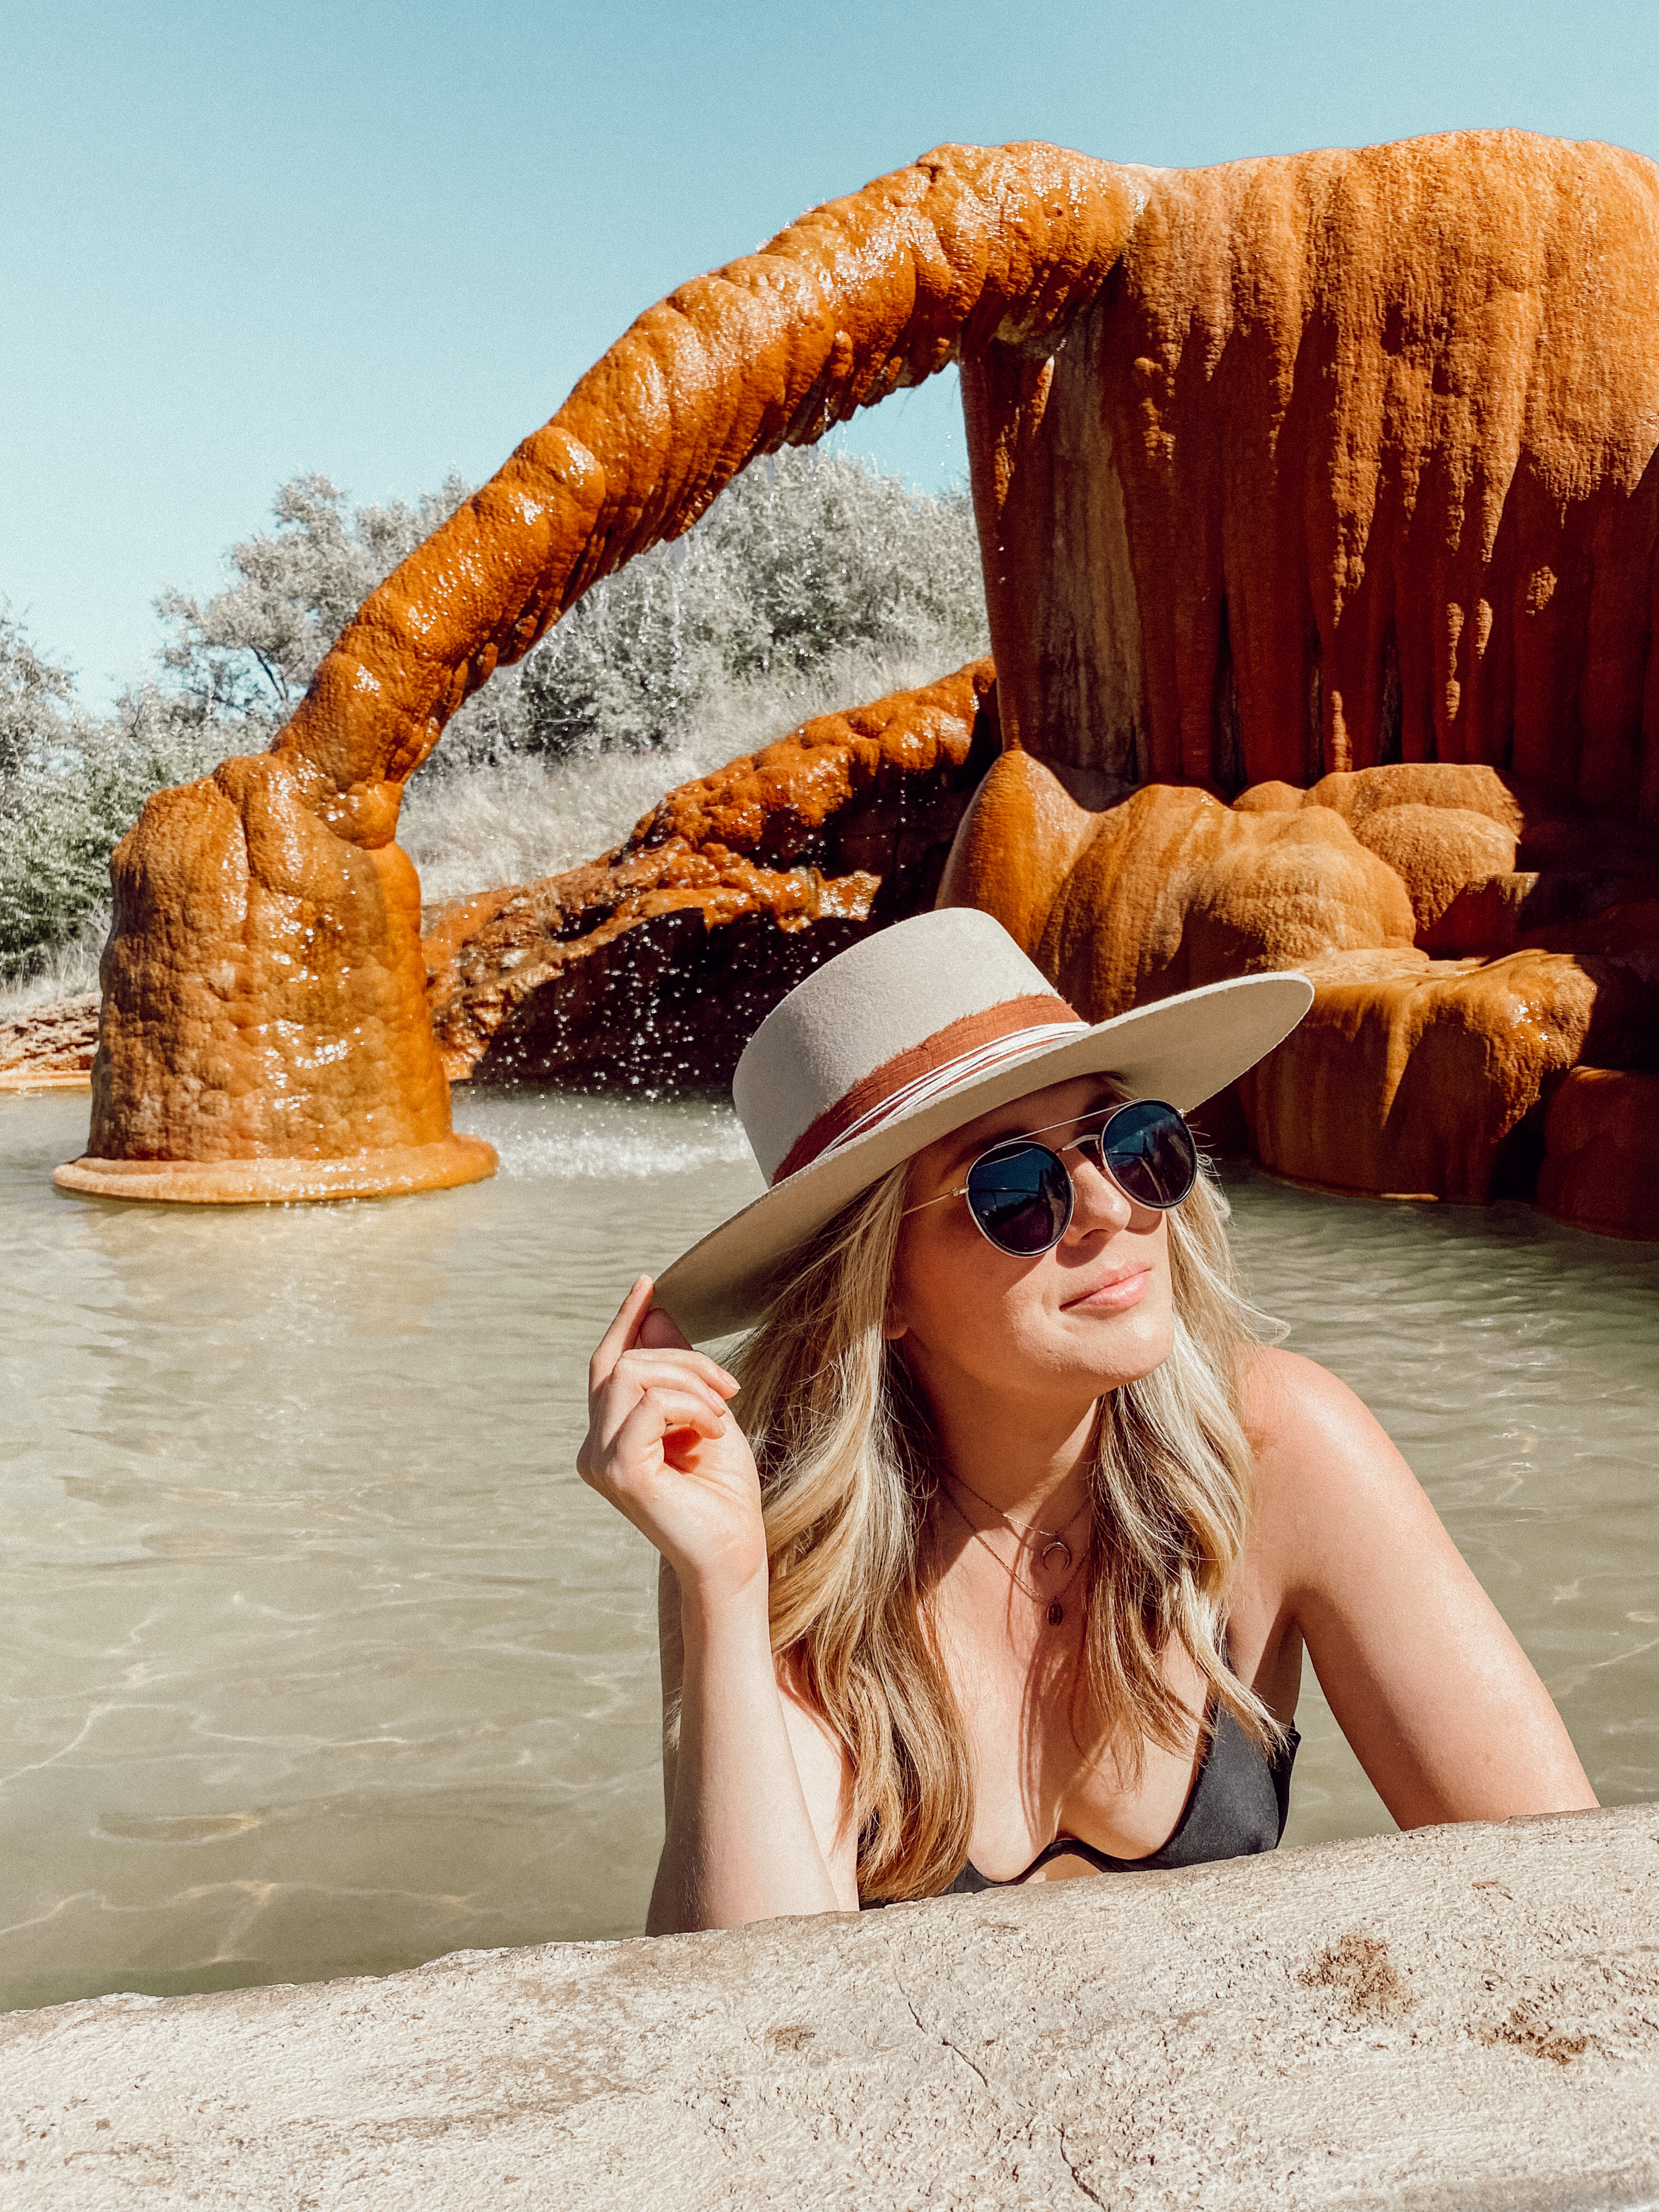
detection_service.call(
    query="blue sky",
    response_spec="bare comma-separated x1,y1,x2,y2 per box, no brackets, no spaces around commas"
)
4,0,1657,705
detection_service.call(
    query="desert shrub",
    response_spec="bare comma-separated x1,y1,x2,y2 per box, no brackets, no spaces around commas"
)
517,449,986,758
155,471,479,738
0,630,227,983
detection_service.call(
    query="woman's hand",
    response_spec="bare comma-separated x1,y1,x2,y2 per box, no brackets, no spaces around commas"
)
578,1277,765,1606
585,1279,856,1931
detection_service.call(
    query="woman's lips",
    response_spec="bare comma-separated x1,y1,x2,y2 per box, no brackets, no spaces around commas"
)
1063,1266,1153,1313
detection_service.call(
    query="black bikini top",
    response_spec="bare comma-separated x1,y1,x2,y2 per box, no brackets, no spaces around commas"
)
859,1703,1297,1908
944,1703,1297,1895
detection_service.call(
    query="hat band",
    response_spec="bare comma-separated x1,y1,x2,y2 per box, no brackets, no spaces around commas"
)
772,992,1082,1184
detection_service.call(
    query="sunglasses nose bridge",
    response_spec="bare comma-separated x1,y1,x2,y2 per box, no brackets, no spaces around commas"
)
1060,1135,1136,1222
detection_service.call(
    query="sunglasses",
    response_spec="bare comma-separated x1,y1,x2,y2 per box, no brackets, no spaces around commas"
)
904,1098,1198,1257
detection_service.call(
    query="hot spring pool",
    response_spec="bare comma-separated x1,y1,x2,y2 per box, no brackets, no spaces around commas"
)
2,1087,1656,2011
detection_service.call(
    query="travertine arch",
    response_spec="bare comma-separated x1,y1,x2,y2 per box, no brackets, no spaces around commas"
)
274,143,1139,829
54,129,1659,1204
58,143,1138,1199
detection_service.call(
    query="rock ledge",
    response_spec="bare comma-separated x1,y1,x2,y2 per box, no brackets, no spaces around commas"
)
4,1807,1655,2209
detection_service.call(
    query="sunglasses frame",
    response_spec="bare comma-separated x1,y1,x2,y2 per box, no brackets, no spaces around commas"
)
902,1098,1198,1257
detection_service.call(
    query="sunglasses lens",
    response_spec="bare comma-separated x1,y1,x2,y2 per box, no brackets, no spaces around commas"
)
1101,1101,1198,1210
964,1144,1073,1255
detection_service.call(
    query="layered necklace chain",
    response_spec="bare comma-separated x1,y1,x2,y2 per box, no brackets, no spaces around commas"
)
947,1466,1087,1575
937,1475,1093,1628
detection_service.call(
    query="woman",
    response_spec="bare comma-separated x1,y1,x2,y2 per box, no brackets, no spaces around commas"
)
579,910,1596,1931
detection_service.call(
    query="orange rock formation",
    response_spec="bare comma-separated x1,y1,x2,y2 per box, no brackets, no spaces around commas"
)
59,143,1127,1201
968,134,1659,819
939,751,1658,1219
424,664,996,1087
0,996,99,1092
59,129,1659,1238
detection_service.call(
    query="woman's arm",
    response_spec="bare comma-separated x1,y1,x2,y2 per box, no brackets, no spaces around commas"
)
655,1559,860,1923
580,1278,856,1932
1244,1347,1597,1827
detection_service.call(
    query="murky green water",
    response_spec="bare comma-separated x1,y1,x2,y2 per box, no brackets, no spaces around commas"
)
2,1088,1656,2012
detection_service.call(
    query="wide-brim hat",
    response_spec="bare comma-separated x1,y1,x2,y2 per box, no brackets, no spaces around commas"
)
654,910,1312,1341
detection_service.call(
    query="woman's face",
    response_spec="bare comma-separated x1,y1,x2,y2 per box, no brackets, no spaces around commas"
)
886,1076,1177,1419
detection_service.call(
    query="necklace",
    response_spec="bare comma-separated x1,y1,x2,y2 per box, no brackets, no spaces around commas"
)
936,1487,1091,1627
945,1468,1091,1576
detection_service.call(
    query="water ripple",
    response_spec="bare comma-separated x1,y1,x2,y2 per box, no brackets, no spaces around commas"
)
1,1091,1655,2010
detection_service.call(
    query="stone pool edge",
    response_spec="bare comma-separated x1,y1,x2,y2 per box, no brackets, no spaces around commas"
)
3,1805,1656,2210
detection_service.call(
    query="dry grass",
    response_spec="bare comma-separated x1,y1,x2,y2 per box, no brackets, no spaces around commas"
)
0,917,106,1018
401,644,955,902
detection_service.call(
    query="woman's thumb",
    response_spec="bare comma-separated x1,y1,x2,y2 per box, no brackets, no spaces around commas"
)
637,1304,693,1351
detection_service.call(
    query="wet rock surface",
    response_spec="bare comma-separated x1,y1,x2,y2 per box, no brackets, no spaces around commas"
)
424,662,997,1090
4,1807,1655,2210
0,997,98,1090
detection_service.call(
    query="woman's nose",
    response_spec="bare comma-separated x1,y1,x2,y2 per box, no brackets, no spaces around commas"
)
1065,1147,1136,1234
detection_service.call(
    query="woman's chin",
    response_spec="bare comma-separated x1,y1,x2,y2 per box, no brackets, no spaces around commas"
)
1058,1300,1174,1390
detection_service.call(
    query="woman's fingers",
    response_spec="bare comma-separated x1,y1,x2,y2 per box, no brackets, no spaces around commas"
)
583,1351,732,1475
580,1288,751,1550
613,1347,738,1398
636,1385,728,1440
588,1281,738,1402
580,1386,731,1495
589,1276,656,1392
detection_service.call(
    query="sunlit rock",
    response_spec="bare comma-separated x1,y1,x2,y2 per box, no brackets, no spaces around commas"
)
54,131,1659,1228
424,664,996,1088
4,1808,1655,2208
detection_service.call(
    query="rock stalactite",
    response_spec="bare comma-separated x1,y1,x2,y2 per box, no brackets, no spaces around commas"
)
968,133,1659,818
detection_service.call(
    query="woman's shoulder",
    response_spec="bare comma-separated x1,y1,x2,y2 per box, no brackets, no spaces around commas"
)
1238,1344,1397,1508
1240,1342,1364,1442
1236,1341,1443,1618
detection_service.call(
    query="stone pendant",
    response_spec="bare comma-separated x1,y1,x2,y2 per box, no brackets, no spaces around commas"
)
1047,1600,1064,1627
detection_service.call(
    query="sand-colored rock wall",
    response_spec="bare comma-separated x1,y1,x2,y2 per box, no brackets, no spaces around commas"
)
4,1808,1655,2210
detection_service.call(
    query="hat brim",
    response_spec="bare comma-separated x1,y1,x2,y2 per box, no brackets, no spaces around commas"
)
653,969,1313,1342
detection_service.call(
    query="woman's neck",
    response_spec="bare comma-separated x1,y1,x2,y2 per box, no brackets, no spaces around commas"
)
918,1367,1101,1528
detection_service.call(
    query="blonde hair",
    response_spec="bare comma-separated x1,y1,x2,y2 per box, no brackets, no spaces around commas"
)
733,1142,1279,1904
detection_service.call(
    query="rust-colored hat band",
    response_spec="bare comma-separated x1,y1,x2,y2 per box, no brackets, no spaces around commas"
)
772,993,1083,1185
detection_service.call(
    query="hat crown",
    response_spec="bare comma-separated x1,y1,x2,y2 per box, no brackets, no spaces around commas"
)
733,910,1074,1184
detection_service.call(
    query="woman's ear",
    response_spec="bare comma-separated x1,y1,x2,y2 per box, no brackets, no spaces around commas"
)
881,1299,909,1344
